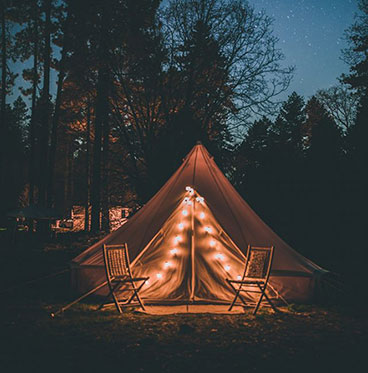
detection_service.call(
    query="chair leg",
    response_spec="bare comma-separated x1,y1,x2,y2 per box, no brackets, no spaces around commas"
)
228,281,248,311
228,281,240,311
253,291,265,315
253,283,278,315
126,281,146,311
104,282,124,314
262,288,278,313
134,282,146,311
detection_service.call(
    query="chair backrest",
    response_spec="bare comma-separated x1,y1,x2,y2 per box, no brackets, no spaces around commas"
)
103,244,131,279
244,246,274,282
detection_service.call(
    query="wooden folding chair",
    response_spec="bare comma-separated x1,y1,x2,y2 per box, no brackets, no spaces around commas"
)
226,245,277,315
100,244,149,313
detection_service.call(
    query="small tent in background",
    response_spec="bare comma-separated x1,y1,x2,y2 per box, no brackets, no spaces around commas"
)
71,144,326,307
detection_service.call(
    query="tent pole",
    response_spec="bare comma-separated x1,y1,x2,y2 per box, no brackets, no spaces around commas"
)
190,198,195,301
50,280,107,317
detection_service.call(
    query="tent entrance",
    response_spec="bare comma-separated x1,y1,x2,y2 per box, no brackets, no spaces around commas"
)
130,187,246,303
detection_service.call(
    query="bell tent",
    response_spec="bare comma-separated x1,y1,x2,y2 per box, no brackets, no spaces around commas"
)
71,143,325,306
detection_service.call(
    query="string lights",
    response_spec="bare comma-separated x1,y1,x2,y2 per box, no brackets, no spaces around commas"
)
170,248,179,255
147,186,240,288
214,253,225,261
174,235,182,244
204,226,213,233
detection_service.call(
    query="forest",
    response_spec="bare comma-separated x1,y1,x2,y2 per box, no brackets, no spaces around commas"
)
0,0,367,281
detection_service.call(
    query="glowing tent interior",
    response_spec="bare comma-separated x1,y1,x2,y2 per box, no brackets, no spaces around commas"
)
71,143,326,309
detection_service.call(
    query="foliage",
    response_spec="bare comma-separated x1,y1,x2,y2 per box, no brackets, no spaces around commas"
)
342,0,368,93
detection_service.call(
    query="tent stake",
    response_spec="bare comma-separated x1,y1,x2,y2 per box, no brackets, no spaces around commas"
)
50,281,107,318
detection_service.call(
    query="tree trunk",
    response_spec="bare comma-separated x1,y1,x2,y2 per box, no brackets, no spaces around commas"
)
101,107,110,232
47,9,70,207
84,100,91,232
29,3,39,205
91,68,109,232
38,0,51,207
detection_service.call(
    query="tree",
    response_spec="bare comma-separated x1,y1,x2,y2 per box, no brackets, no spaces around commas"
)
0,0,18,201
162,0,293,130
303,97,343,265
270,92,305,153
316,84,358,132
342,0,368,93
1,97,28,216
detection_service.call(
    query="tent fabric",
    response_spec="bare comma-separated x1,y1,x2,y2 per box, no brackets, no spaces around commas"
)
136,305,246,314
71,144,326,304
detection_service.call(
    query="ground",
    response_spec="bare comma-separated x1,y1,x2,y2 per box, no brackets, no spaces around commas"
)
0,232,367,372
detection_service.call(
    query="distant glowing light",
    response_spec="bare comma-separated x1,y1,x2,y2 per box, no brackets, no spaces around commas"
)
182,209,188,216
174,235,182,244
196,196,204,204
183,197,193,205
156,273,162,279
237,275,242,280
214,253,224,261
199,212,205,219
145,280,150,285
225,265,231,271
170,248,179,255
164,261,172,269
209,240,216,247
178,223,184,230
185,186,194,195
204,226,213,233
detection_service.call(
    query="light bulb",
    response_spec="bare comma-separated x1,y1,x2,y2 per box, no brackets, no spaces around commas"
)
170,248,178,255
183,197,192,205
156,273,162,279
210,240,216,247
185,186,194,195
237,275,242,280
164,261,172,269
174,235,182,244
178,222,184,230
204,226,212,233
182,209,188,216
214,253,224,261
199,212,205,219
196,196,204,204
145,279,150,285
225,265,231,271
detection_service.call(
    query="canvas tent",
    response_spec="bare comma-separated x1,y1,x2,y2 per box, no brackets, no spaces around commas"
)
71,144,326,307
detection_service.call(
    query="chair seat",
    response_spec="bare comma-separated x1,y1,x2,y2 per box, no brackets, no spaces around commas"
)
227,279,265,285
112,276,149,282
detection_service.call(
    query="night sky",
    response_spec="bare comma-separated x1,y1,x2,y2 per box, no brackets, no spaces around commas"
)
9,0,359,104
250,0,358,100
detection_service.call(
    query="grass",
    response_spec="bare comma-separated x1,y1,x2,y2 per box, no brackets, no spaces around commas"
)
0,232,367,372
